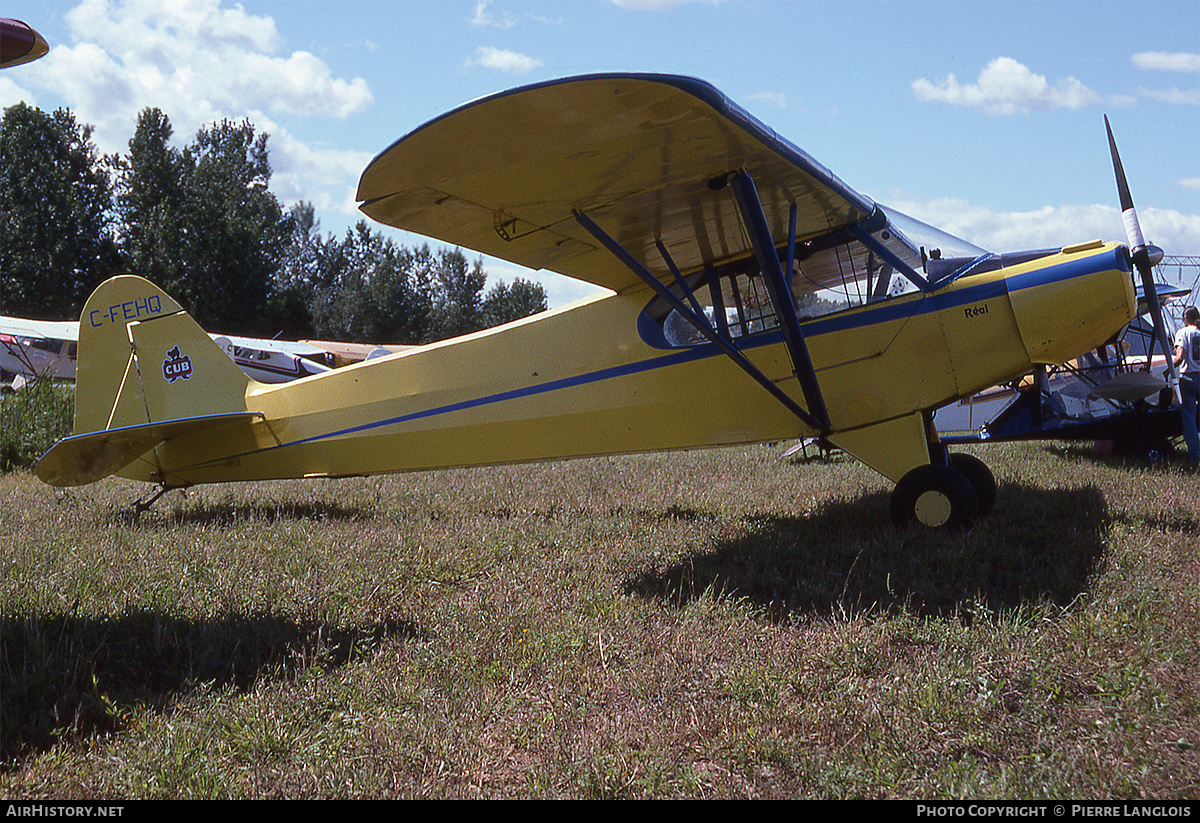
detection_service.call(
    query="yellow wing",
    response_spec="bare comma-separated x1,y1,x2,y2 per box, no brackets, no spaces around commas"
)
357,73,883,294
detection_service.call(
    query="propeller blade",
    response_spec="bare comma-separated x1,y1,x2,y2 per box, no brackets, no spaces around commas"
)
1105,115,1179,402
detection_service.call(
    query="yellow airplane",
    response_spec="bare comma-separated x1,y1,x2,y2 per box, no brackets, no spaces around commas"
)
36,75,1167,529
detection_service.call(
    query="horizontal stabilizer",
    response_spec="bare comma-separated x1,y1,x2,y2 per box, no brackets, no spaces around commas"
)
36,412,262,487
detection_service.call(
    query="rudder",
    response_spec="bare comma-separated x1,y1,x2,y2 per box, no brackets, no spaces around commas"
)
75,275,253,435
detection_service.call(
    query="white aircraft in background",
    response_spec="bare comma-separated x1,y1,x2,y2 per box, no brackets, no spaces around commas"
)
0,316,79,386
0,315,385,386
209,335,334,383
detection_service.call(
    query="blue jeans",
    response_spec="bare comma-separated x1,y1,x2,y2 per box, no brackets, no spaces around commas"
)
1182,374,1199,464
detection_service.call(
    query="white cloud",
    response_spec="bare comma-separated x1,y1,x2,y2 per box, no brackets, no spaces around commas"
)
0,76,38,110
746,91,789,109
242,110,374,221
1131,52,1200,106
889,197,1200,258
1132,52,1200,73
1180,178,1200,195
912,57,1101,115
24,0,372,156
471,0,517,29
1141,87,1200,105
468,46,543,73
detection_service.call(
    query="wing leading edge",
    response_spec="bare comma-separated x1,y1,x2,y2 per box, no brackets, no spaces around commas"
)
357,73,887,295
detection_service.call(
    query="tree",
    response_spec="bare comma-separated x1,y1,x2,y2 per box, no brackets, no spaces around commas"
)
481,277,548,329
116,110,293,334
295,228,547,345
428,248,487,341
303,221,434,345
270,201,323,338
114,107,187,293
0,103,120,318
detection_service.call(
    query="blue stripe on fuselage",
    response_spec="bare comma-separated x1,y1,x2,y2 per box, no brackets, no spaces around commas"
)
200,247,1127,464
798,245,1127,338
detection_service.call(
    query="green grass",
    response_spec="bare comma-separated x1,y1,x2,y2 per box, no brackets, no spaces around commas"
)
1,441,1198,798
0,379,73,472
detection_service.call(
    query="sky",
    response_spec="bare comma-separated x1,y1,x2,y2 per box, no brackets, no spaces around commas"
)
3,0,1199,307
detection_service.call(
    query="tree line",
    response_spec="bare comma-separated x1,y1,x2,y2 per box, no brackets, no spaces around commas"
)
0,103,546,342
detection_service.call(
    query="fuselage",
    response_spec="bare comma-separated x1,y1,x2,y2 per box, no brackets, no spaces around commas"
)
119,241,1134,487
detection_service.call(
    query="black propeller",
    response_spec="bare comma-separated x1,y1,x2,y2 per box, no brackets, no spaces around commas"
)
1104,115,1177,401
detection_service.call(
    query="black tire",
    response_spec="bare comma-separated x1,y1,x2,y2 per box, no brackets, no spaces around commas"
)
890,464,980,530
1114,437,1175,464
948,453,997,517
1142,438,1175,464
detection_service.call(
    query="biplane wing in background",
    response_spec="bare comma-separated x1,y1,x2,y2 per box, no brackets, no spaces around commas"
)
39,74,1161,529
0,18,48,69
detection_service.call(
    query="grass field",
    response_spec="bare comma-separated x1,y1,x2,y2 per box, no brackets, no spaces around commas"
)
1,440,1197,798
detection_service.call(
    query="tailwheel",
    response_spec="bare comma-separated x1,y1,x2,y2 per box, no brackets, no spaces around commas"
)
890,464,980,530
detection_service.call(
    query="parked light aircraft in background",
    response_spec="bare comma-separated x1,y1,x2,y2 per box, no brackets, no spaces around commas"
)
36,74,1173,529
0,316,350,385
934,279,1188,461
0,316,79,385
209,335,335,383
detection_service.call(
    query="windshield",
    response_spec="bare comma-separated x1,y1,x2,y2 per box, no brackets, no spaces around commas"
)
880,205,989,261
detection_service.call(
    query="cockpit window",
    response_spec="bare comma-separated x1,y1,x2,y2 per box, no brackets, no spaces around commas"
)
642,204,984,350
646,240,917,349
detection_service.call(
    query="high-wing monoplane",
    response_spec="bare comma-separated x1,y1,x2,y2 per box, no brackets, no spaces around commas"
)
0,316,79,384
209,334,336,383
37,74,1168,529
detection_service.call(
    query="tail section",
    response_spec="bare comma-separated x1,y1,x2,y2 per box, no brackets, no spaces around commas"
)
75,274,254,434
38,275,259,487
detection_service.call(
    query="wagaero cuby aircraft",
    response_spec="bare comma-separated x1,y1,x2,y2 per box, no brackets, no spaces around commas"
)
37,74,1173,529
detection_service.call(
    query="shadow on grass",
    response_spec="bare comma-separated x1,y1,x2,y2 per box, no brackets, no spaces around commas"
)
1035,439,1190,469
625,482,1109,621
106,499,376,528
0,609,421,765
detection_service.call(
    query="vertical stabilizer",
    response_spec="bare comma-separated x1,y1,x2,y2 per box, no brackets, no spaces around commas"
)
75,275,253,435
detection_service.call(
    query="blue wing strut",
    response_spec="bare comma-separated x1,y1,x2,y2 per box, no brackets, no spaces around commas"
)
573,169,834,434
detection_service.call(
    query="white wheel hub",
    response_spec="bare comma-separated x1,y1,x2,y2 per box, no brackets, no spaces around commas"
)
914,489,952,527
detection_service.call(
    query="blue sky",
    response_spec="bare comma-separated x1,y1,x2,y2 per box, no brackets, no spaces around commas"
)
4,0,1198,306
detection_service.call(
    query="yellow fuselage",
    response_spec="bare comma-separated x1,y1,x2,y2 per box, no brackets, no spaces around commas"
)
100,242,1133,488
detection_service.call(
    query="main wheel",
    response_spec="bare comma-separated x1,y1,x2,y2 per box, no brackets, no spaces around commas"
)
948,453,996,517
1113,436,1175,464
1144,438,1176,464
890,464,980,530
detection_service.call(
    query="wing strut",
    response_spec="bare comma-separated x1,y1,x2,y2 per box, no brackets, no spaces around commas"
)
573,209,827,433
729,172,831,432
849,221,931,292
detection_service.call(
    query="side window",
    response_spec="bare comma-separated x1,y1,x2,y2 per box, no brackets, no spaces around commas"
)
647,242,912,349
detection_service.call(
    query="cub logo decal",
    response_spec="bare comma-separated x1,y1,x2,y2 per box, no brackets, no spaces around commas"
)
162,346,193,383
